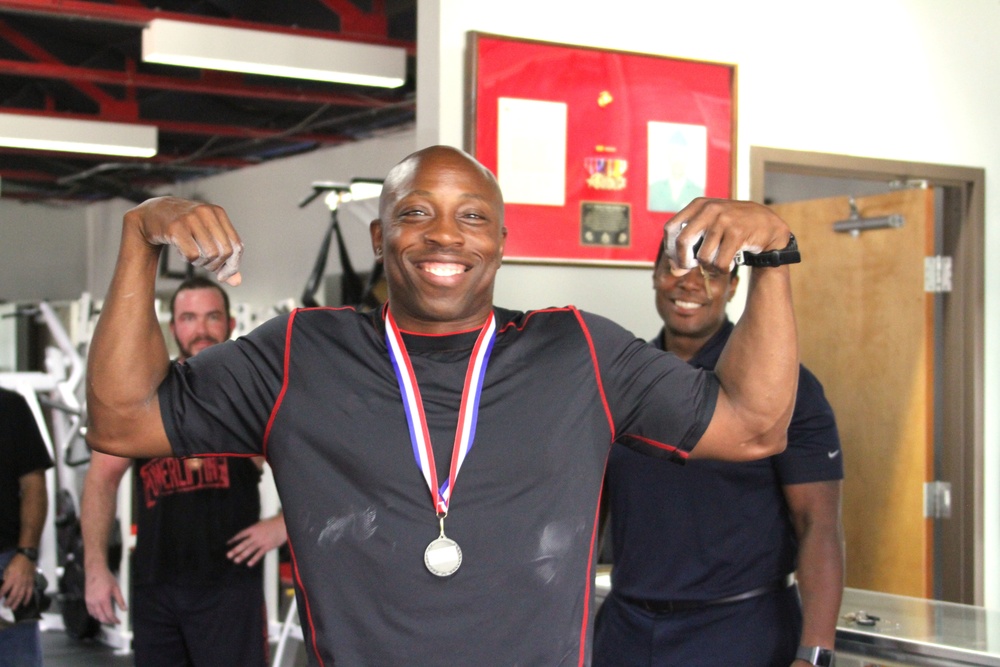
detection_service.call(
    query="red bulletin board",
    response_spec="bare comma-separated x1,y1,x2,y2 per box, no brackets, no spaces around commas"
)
466,32,736,266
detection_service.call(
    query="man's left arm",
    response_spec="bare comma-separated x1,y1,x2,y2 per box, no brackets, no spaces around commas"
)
784,480,845,665
0,469,48,610
666,199,798,461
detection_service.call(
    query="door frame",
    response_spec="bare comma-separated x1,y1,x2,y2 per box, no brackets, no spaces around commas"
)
749,146,985,604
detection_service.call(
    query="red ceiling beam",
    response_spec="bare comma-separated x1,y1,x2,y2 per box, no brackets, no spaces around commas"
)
0,167,53,182
316,0,387,38
0,0,415,53
0,17,137,117
154,118,349,144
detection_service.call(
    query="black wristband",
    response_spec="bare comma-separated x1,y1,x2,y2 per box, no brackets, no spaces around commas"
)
736,234,801,267
15,547,39,562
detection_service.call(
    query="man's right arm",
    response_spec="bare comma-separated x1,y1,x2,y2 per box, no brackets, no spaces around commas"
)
86,197,244,459
80,451,132,625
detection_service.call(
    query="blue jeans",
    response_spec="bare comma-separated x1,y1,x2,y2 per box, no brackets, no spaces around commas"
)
0,549,43,667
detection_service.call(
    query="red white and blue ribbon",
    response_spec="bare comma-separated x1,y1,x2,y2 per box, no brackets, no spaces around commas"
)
385,309,497,515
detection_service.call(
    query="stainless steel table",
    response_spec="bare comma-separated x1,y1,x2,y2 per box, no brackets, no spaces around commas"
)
837,587,1000,666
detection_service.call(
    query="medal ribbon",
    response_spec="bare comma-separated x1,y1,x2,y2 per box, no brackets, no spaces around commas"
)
385,308,497,515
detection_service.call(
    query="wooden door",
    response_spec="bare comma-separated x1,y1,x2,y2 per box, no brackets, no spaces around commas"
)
771,188,935,597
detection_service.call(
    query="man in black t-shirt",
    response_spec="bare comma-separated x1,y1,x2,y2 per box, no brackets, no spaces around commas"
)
81,278,286,667
0,387,53,667
85,145,803,665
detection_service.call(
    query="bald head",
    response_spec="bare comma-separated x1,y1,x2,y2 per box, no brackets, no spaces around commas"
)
368,144,508,333
378,145,504,223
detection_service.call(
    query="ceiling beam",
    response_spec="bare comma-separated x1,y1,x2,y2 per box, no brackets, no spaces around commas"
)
316,0,388,37
154,118,348,144
0,17,137,117
0,0,415,53
0,166,51,181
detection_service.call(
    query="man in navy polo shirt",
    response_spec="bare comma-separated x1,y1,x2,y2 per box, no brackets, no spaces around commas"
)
594,245,844,667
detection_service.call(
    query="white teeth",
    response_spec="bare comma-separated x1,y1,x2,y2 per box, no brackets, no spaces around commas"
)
424,263,464,276
675,300,702,309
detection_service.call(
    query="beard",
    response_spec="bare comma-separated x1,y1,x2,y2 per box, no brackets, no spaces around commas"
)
177,336,221,360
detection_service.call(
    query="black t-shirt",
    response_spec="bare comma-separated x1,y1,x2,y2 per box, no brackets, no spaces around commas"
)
159,305,718,666
0,387,54,551
131,454,262,587
607,319,844,600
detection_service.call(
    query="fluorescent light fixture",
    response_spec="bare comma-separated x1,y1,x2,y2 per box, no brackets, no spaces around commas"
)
346,179,384,201
298,179,383,210
143,18,406,88
305,179,382,211
0,112,158,158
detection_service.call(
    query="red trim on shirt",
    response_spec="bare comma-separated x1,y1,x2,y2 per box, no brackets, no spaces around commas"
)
288,539,325,666
570,307,616,442
578,452,610,666
494,306,572,333
620,433,690,460
263,305,361,461
262,310,297,460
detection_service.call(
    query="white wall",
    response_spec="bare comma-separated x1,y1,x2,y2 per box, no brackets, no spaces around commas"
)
0,200,87,302
416,0,1000,606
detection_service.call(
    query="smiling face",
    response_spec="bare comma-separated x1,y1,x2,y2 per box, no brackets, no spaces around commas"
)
370,146,507,333
653,253,738,360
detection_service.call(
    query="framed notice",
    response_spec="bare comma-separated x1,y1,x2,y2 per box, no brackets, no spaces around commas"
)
466,32,736,266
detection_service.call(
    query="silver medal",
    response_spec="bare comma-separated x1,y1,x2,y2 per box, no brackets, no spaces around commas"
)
385,312,496,581
424,536,462,577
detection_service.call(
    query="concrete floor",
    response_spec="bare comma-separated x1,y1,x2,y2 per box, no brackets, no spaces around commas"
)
41,629,132,667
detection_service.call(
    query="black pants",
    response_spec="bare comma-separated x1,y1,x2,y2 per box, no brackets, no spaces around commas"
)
132,569,268,667
593,585,802,667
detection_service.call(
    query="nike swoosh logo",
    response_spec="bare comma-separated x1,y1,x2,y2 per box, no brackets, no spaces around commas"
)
828,450,841,459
